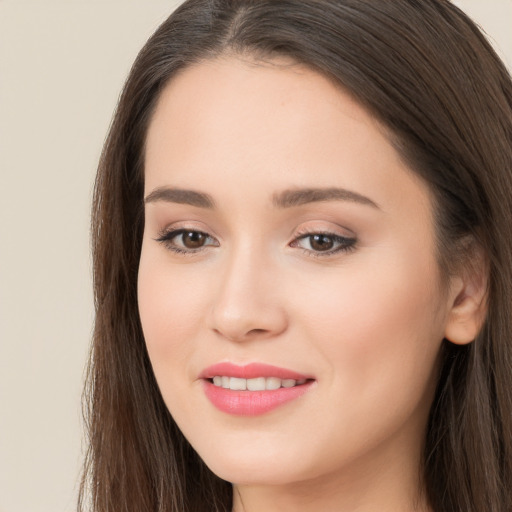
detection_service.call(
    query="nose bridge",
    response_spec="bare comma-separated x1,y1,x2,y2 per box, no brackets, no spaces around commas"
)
208,237,286,341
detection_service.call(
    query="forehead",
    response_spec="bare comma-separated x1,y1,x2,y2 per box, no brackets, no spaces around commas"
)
144,56,432,225
146,57,381,167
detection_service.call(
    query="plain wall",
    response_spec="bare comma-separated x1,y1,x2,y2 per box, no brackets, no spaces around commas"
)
0,1,510,511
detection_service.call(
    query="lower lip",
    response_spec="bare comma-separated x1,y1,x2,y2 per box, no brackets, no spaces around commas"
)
202,380,314,416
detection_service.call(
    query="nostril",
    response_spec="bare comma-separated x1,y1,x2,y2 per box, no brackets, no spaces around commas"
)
212,327,270,342
248,328,268,336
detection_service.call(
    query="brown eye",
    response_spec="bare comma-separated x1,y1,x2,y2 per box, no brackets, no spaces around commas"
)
309,234,334,251
292,232,357,256
156,228,218,254
181,231,207,249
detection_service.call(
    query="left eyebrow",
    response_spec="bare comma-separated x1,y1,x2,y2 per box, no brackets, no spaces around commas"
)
272,187,380,210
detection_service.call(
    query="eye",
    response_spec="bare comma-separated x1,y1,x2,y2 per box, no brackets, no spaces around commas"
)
291,231,356,257
155,228,219,254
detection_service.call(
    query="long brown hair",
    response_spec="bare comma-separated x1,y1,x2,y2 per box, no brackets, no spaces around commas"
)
79,1,512,511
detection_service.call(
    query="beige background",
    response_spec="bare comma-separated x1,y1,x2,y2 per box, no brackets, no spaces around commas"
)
0,1,510,511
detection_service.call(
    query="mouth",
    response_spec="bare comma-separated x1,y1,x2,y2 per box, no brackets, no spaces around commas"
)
200,363,316,416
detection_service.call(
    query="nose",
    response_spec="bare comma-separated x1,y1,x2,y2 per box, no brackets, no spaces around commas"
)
206,245,288,342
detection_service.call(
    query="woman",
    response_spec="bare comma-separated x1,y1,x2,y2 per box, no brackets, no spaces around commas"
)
79,1,512,511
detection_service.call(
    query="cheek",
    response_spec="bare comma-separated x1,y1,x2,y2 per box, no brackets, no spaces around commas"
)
137,247,208,369
292,249,445,400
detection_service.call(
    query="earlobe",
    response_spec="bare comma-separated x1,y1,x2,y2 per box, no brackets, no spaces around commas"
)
443,246,488,345
444,292,487,345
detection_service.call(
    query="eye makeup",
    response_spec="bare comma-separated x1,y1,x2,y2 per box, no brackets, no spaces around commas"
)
155,226,357,258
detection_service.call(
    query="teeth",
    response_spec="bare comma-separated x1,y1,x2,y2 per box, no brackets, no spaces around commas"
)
266,377,281,390
230,377,246,391
247,377,266,391
211,376,306,391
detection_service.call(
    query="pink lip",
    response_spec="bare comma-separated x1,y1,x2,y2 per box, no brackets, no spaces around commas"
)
199,362,312,380
200,362,315,416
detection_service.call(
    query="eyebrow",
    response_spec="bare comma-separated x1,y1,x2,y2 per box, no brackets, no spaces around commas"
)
144,186,379,210
272,187,380,209
144,187,216,208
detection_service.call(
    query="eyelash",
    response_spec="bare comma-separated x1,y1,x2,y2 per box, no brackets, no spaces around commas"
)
292,228,357,258
154,228,357,258
155,229,218,255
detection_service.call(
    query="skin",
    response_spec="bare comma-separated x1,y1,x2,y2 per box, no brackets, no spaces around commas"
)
138,56,483,512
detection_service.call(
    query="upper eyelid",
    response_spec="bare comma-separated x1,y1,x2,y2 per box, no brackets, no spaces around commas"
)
294,226,355,237
292,225,357,245
156,221,220,239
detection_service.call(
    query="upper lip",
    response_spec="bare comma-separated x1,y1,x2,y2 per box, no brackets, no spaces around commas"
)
199,362,313,381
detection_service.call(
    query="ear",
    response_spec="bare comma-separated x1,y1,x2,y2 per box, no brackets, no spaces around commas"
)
444,241,488,345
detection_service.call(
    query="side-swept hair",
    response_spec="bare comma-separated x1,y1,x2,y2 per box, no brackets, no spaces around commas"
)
80,1,512,511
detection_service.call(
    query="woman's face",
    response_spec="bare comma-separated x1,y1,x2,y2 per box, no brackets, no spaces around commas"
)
138,57,454,488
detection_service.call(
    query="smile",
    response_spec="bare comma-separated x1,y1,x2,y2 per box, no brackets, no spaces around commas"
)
200,363,315,416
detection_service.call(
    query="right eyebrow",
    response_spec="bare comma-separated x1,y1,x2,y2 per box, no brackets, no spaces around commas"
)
144,187,216,209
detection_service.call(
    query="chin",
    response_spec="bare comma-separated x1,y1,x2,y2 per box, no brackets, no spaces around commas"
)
191,435,319,486
206,458,306,487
